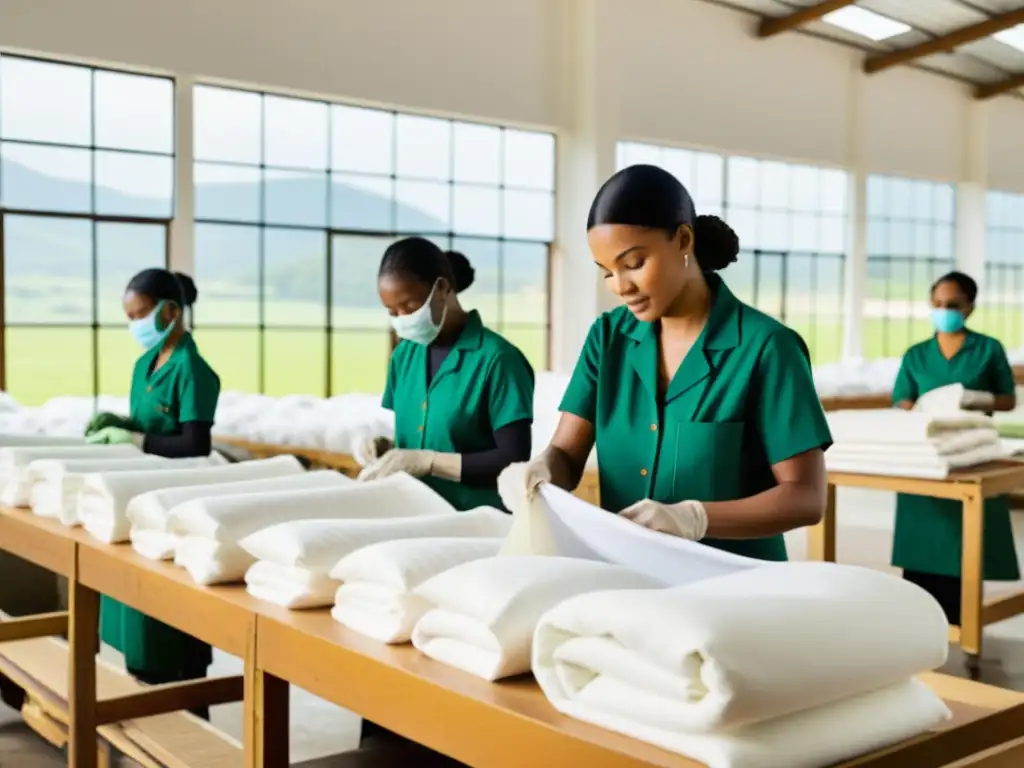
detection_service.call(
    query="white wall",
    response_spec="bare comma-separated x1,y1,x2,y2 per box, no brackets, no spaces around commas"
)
988,98,1024,193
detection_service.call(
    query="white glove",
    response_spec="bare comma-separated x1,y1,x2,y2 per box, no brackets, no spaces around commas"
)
618,499,708,541
497,456,552,511
353,435,394,467
357,449,462,483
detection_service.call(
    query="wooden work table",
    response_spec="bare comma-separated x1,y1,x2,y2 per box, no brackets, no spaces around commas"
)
812,460,1024,675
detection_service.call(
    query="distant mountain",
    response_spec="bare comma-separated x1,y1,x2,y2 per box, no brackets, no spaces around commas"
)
0,159,549,310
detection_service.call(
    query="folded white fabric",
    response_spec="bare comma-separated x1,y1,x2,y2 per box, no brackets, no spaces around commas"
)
914,383,994,415
411,556,662,681
130,529,182,561
175,537,256,586
0,444,142,507
0,435,86,447
28,456,184,523
532,561,948,736
330,537,503,643
826,440,1009,479
245,561,341,609
826,409,993,444
78,456,304,544
501,483,759,586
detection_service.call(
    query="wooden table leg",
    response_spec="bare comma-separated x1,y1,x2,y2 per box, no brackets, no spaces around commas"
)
245,618,289,768
807,482,837,562
960,490,985,678
68,579,99,768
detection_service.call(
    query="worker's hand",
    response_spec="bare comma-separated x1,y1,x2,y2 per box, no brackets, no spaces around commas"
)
618,499,709,541
85,412,134,437
357,449,435,482
86,426,142,448
497,455,552,511
353,434,394,467
962,390,995,411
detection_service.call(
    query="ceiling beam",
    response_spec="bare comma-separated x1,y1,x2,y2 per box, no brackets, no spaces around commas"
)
975,72,1024,100
757,0,857,39
864,8,1024,74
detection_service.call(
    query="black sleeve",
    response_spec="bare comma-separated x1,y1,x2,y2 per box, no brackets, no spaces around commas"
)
143,421,214,459
460,419,532,488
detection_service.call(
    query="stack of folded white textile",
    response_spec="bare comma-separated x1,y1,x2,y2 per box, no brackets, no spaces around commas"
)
410,556,662,681
171,473,458,587
913,383,994,414
531,562,951,768
241,504,512,609
76,455,299,544
0,444,141,507
825,409,1005,478
28,455,206,523
128,470,353,561
330,537,504,642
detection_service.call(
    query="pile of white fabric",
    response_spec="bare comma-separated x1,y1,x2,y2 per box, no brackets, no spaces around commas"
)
241,503,512,609
825,409,1006,478
913,383,995,414
127,469,353,561
531,562,951,768
170,472,457,587
330,537,504,643
76,455,298,544
0,444,141,507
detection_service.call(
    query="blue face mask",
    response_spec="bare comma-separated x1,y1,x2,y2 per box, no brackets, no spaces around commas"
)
931,307,965,334
129,301,176,350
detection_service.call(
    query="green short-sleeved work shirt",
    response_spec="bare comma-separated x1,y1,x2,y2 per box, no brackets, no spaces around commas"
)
891,331,1019,580
100,333,221,677
559,274,832,562
384,310,535,511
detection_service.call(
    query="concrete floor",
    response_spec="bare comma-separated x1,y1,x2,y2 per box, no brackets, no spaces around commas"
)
3,486,1024,765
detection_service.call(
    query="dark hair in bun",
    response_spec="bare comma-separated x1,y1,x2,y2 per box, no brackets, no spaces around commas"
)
587,164,740,272
379,237,475,294
126,268,199,307
931,270,978,304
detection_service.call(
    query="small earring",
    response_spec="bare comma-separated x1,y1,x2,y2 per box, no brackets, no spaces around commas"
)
684,253,689,269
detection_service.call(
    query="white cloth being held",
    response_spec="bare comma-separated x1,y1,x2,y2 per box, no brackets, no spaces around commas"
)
914,383,994,414
411,556,662,681
618,499,708,540
330,537,503,643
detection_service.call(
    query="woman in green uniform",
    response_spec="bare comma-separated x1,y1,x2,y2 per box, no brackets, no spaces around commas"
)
499,164,832,560
892,271,1018,625
87,268,220,717
356,237,535,512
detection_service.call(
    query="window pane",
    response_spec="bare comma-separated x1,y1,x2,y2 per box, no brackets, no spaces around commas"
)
502,241,547,327
195,163,261,222
727,157,758,207
791,166,819,212
1,143,92,213
97,222,166,324
192,328,260,392
332,174,394,231
0,58,92,145
820,170,847,215
4,214,92,324
758,161,790,210
264,228,326,326
6,327,94,404
95,151,174,217
331,331,389,394
503,190,553,241
617,142,662,168
396,115,451,180
694,153,725,207
97,326,141,396
395,180,450,233
453,185,500,237
264,95,328,170
502,326,547,372
453,122,501,185
503,130,554,190
332,234,393,330
94,71,173,153
453,237,500,325
265,329,326,396
264,169,328,227
331,106,394,175
659,149,695,190
193,86,262,164
754,253,784,318
194,223,260,325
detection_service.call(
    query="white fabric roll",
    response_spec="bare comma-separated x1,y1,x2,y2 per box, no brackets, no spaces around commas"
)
0,444,142,506
0,435,86,448
78,456,303,543
825,409,993,444
532,562,948,735
825,440,1009,479
175,537,256,586
167,472,449,542
330,537,503,643
245,562,340,609
27,456,182,522
130,529,182,561
411,556,661,681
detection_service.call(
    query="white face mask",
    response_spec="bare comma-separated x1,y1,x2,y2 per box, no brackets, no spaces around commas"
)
391,282,447,345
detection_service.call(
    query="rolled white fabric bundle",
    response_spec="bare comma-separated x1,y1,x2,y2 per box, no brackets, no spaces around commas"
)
130,528,182,561
28,456,183,523
411,556,661,681
0,444,142,507
78,456,304,544
0,434,86,448
330,537,503,643
245,562,341,609
531,562,948,738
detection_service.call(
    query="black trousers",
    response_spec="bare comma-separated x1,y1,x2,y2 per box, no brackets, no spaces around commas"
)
128,650,211,721
903,569,961,626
